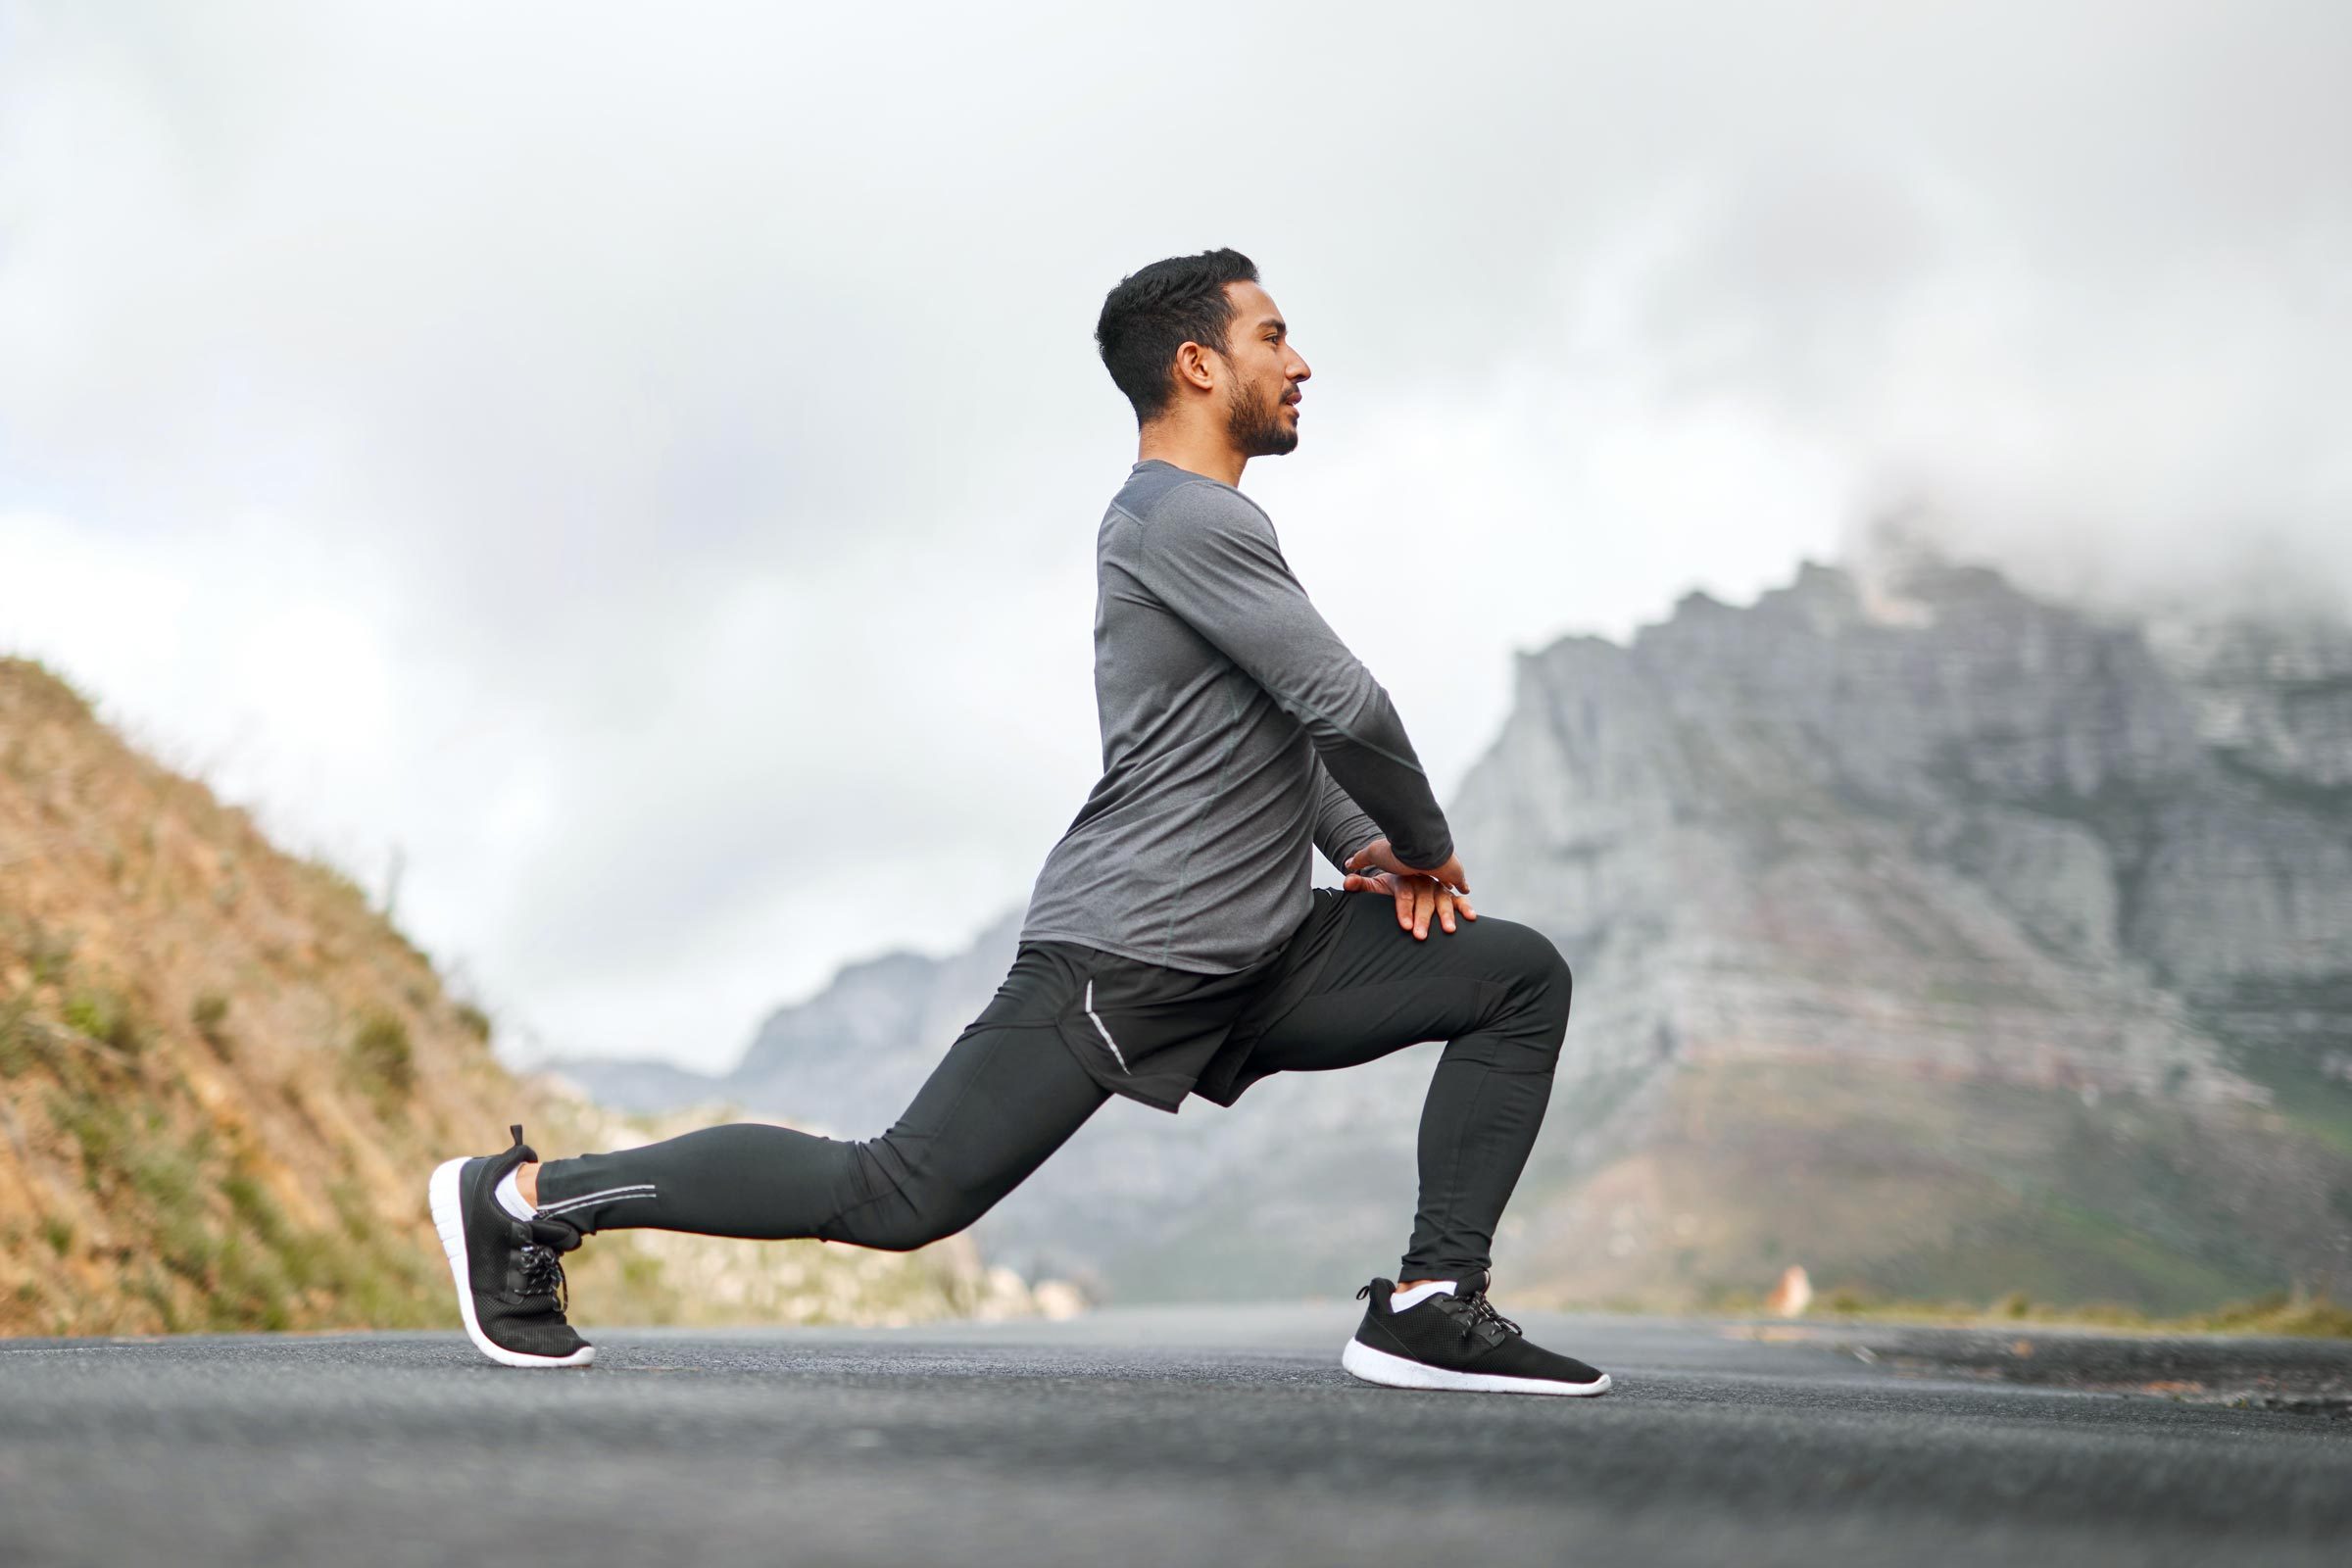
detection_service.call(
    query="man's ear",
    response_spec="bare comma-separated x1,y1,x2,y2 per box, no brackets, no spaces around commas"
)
1170,340,1218,394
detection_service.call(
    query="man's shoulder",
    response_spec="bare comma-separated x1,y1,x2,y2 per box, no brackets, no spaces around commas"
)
1108,463,1274,544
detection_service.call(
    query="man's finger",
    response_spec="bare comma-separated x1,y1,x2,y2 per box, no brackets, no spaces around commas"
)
1394,881,1413,929
1413,879,1435,940
1439,891,1456,935
1459,897,1477,921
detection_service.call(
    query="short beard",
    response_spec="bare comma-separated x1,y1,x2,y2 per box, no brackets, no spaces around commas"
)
1223,369,1298,458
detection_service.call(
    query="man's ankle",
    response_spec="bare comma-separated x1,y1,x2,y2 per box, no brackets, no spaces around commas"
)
494,1161,542,1222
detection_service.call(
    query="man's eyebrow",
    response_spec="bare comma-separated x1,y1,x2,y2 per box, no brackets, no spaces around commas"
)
1259,317,1287,335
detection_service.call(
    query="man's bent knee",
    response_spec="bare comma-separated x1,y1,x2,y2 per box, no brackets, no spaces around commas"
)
1539,942,1573,1017
1483,920,1574,1017
828,1184,990,1252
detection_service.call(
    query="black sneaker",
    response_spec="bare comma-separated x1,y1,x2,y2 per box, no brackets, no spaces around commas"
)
428,1124,594,1368
1342,1273,1610,1396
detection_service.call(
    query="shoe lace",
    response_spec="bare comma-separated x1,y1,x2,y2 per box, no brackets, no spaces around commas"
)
1450,1287,1522,1343
515,1240,569,1313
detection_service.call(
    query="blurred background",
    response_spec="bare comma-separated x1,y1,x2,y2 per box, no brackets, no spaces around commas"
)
1,0,2346,1334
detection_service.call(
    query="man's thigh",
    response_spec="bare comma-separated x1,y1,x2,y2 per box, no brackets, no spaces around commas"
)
865,1019,1110,1215
863,949,1118,1211
1235,890,1570,1076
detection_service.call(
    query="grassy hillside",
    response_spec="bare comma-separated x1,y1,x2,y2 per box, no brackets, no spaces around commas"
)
0,658,1034,1336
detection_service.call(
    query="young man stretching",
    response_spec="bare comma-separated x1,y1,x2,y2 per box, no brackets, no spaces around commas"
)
430,248,1608,1396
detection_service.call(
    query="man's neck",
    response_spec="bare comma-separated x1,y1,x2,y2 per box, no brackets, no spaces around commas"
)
1136,426,1246,488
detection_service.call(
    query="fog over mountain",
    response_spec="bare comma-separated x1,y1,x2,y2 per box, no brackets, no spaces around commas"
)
1,2,2346,1071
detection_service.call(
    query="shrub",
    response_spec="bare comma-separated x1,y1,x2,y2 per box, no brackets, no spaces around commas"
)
349,1011,415,1102
191,993,232,1057
62,990,143,1055
0,999,38,1077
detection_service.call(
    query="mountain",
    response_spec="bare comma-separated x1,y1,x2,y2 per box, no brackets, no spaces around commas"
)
575,912,1027,1132
1447,553,2350,1310
0,659,1041,1334
560,553,2352,1311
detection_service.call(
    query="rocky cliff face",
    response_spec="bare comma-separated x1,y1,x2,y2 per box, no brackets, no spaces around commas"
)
564,556,2352,1311
1465,557,2299,1096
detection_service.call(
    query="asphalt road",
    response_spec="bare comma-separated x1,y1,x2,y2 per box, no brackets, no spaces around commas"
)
2,1305,2347,1567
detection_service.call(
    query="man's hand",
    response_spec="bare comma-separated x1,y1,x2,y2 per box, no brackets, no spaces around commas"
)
1341,840,1476,940
1344,838,1470,896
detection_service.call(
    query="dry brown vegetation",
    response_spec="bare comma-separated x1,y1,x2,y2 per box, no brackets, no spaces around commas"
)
0,657,1031,1336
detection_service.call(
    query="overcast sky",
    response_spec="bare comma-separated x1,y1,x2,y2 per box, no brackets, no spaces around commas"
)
3,1,2346,1070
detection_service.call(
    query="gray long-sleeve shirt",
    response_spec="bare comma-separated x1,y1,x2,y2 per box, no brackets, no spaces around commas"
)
1019,458,1453,973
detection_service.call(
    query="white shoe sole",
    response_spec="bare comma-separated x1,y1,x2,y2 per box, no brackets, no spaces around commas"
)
1342,1336,1610,1396
428,1157,595,1369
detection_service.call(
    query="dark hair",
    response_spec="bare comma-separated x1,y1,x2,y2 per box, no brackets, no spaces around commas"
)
1095,248,1260,421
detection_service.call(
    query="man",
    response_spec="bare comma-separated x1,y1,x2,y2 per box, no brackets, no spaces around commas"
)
429,248,1608,1396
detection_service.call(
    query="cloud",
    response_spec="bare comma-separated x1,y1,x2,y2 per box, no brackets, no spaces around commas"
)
3,0,2346,1068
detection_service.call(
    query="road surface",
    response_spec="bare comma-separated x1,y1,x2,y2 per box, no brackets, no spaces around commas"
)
2,1305,2347,1566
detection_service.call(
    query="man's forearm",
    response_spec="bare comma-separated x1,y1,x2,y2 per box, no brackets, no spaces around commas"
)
1309,687,1451,869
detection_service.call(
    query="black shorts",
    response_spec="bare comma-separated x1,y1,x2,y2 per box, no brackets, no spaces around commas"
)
965,888,1359,1112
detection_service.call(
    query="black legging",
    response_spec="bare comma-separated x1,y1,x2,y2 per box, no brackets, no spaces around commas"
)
536,892,1572,1283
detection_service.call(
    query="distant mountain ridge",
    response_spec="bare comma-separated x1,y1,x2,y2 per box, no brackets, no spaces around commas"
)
560,551,2352,1310
563,914,1024,1132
